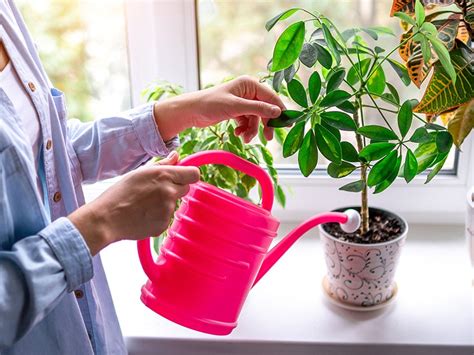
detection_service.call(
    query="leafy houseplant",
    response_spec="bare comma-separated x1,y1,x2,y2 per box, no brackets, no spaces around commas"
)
263,1,472,306
142,80,286,251
265,1,473,236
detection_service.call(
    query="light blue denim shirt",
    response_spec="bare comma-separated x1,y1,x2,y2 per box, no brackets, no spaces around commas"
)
0,1,178,353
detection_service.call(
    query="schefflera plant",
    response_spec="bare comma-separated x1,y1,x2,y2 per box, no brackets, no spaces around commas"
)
265,2,472,234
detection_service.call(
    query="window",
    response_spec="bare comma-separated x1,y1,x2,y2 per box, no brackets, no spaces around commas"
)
196,0,457,172
18,0,469,224
16,0,131,121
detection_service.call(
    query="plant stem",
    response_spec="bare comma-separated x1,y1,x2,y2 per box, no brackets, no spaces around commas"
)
354,97,369,235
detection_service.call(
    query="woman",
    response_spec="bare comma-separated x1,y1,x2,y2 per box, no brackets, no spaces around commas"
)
0,1,285,353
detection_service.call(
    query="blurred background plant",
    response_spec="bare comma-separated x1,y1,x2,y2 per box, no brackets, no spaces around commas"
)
142,79,287,251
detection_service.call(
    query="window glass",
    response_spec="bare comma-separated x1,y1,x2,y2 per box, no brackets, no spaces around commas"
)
197,0,456,171
16,0,131,122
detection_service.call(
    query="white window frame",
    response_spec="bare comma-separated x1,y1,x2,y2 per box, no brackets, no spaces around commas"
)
84,0,473,225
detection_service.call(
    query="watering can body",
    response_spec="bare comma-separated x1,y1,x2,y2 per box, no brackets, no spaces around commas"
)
137,150,357,335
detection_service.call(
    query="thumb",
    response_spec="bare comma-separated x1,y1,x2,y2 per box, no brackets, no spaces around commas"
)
233,97,281,118
156,151,179,166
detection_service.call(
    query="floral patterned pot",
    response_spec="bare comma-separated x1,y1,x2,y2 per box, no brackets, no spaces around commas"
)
319,207,408,308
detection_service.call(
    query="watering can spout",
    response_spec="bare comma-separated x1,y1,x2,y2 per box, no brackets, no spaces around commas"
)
252,209,360,286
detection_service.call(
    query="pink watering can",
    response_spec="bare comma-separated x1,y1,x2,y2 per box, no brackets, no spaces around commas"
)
137,150,360,335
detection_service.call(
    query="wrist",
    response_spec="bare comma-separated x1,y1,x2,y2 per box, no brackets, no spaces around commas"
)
153,93,199,141
68,204,112,256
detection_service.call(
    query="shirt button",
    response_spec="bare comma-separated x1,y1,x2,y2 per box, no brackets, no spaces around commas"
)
45,139,52,150
74,289,84,299
28,82,36,92
53,191,62,203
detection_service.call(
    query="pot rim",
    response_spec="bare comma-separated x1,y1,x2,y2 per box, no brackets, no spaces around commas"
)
318,206,409,247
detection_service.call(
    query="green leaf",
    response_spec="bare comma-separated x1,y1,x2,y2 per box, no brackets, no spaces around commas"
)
321,121,341,141
420,37,432,63
387,59,411,86
272,70,284,92
414,141,438,173
268,110,304,127
359,142,397,162
299,43,318,68
337,100,357,114
288,79,308,108
374,156,402,194
258,124,267,146
298,130,318,177
320,90,351,107
322,23,341,64
266,8,300,31
313,42,333,69
421,22,438,37
314,125,342,164
327,161,356,178
404,149,418,183
367,150,398,187
276,184,286,207
217,165,238,186
339,180,365,192
394,12,416,26
386,82,400,105
341,141,359,162
283,121,305,158
415,0,425,26
369,26,395,36
435,131,453,153
308,71,322,104
361,28,378,40
326,68,346,92
428,36,456,84
274,127,287,145
320,111,356,131
271,21,306,72
367,65,386,96
425,122,446,131
398,100,414,138
347,58,371,85
409,127,433,143
284,64,296,83
425,154,448,183
259,146,274,165
357,125,399,141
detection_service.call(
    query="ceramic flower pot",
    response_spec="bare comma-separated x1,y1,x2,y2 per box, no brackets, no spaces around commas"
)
319,207,408,308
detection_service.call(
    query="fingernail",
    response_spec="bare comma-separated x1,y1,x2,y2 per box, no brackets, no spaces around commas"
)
167,151,178,159
270,106,281,117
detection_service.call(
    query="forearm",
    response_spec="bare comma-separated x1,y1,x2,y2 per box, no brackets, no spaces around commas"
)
0,218,93,349
68,104,179,184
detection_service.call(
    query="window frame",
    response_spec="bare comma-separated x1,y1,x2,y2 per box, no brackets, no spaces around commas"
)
108,0,473,225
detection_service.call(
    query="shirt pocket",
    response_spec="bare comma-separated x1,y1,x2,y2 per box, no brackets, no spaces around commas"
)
0,145,46,247
50,88,82,188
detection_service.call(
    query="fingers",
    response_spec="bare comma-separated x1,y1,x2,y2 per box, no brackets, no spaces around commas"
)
168,166,201,185
233,97,281,119
156,151,179,166
251,78,286,111
174,183,190,198
242,115,259,143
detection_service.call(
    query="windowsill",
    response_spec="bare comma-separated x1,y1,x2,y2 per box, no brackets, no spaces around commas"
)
100,223,473,355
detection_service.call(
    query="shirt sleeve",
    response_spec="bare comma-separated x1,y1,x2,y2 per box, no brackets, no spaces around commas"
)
0,217,93,349
66,103,180,184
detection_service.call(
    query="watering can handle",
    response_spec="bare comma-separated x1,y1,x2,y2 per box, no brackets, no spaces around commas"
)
137,150,274,283
178,150,274,211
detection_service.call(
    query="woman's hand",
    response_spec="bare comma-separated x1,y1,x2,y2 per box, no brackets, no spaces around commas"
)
154,76,285,143
68,152,200,255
